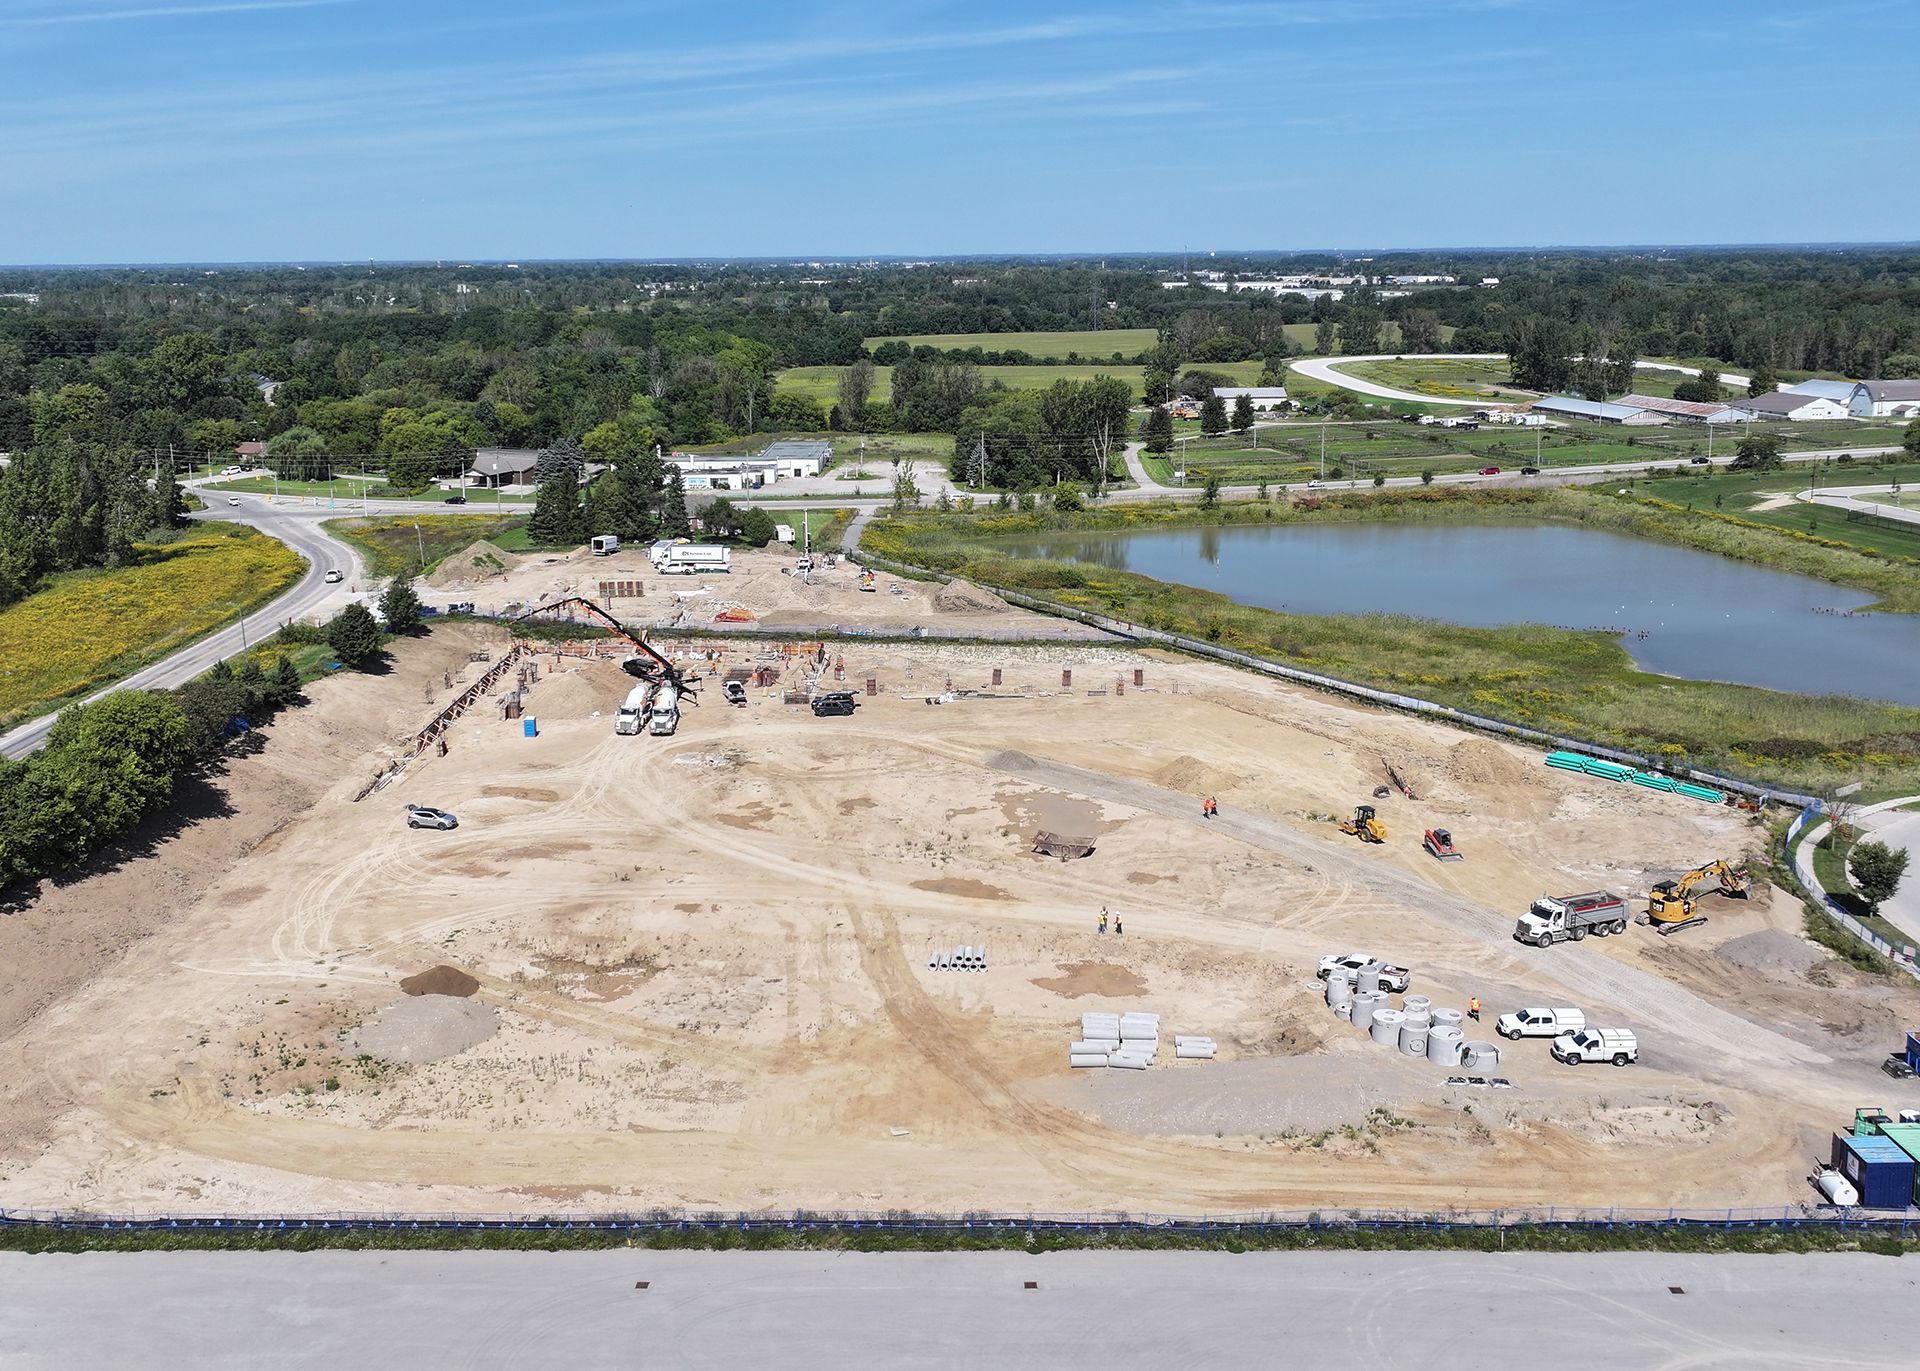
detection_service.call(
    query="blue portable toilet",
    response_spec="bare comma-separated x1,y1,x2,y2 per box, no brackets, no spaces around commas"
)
523,717,538,738
1833,1132,1916,1209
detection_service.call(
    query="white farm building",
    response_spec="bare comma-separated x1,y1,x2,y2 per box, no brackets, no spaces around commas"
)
1849,380,1920,419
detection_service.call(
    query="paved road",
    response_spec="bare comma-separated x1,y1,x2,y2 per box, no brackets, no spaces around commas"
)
2,1249,1914,1369
1860,803,1920,948
0,495,364,760
1292,353,1757,406
1800,482,1920,528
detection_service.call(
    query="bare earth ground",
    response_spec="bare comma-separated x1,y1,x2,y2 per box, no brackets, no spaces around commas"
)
422,541,1109,640
1,603,1914,1217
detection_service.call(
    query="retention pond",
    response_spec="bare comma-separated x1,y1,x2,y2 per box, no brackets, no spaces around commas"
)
1013,522,1920,705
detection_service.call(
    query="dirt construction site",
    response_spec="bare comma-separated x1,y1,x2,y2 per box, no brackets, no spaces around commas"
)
2,581,1917,1218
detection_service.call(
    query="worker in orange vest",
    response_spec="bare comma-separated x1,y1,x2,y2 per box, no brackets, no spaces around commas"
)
1202,796,1217,820
1468,996,1481,1023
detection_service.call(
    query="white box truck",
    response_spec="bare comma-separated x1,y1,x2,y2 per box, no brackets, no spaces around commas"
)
649,542,731,575
1513,891,1628,947
590,534,620,556
614,682,655,735
646,683,681,736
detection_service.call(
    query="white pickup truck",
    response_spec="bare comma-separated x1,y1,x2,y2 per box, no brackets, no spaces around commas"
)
1496,1006,1586,1040
1316,953,1411,994
1551,1027,1638,1066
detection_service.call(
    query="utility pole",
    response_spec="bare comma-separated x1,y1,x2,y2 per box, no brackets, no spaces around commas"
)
414,521,425,567
1320,421,1328,479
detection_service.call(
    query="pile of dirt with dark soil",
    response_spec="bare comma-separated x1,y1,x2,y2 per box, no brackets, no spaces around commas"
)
932,581,1011,614
399,965,479,997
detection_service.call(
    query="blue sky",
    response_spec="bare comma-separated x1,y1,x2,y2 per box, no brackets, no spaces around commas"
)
1,0,1915,263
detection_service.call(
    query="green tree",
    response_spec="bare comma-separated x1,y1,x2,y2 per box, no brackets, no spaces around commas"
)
1674,369,1723,404
1313,320,1337,356
1201,471,1221,507
267,425,333,481
836,359,874,430
1421,468,1435,485
42,690,194,841
1747,366,1779,397
1730,433,1783,471
890,459,921,511
1849,840,1908,914
739,505,778,546
528,472,586,546
1231,393,1255,433
272,655,304,704
326,602,383,667
1199,395,1228,436
1901,416,1920,459
380,566,423,634
659,469,691,535
1339,308,1384,356
1143,405,1173,454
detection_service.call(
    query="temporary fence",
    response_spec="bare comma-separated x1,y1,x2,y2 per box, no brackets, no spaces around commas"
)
848,549,1818,810
1785,803,1920,978
3,1205,1917,1238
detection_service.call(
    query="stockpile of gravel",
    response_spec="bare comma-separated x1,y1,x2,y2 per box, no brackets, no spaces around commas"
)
348,994,497,1064
1715,929,1825,978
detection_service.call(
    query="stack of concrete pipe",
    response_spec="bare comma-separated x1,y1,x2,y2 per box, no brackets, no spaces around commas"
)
1072,1012,1121,1067
1173,1035,1216,1060
1111,1013,1160,1070
930,944,987,971
1355,962,1385,994
1431,1007,1464,1032
1350,989,1388,1032
1368,1007,1405,1046
1427,1025,1464,1065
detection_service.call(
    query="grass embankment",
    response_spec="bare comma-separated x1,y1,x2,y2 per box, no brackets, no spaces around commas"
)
864,490,1920,795
1809,827,1913,950
324,514,529,580
777,361,1266,407
0,524,304,729
4,1220,1911,1256
1336,357,1522,401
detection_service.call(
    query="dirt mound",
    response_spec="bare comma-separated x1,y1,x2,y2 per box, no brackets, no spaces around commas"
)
427,540,521,589
526,666,614,717
1435,738,1537,790
933,581,1010,615
347,994,497,1064
399,965,479,998
1715,929,1825,978
1151,753,1246,796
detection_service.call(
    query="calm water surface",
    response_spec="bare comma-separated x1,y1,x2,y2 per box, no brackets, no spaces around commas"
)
1015,523,1920,705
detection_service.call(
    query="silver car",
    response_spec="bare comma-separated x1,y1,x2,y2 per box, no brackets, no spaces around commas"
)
404,804,458,830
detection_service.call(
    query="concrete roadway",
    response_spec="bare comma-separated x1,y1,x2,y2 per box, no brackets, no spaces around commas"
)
1799,482,1920,528
2,1249,1916,1369
1860,803,1920,949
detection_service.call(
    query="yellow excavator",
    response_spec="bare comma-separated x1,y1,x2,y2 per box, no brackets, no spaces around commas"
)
1337,804,1388,844
1646,858,1750,935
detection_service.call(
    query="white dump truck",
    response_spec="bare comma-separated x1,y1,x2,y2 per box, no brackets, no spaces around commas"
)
650,542,731,575
1513,891,1628,947
646,683,681,737
614,682,656,735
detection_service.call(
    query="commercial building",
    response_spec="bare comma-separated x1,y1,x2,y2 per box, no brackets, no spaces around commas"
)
1727,391,1850,421
1849,379,1920,419
1211,386,1290,411
466,448,541,488
664,439,831,491
1612,393,1745,425
1530,396,1667,425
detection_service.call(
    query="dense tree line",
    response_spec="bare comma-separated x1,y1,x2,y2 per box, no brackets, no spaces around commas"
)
950,377,1132,489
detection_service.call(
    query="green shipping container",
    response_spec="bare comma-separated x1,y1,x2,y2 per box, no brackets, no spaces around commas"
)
1874,1123,1920,1203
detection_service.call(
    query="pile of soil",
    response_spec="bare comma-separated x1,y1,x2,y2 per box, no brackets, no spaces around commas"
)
399,965,479,998
1715,929,1826,978
933,581,1010,615
1152,754,1246,797
1435,738,1536,790
427,540,521,589
348,994,497,1064
526,666,613,717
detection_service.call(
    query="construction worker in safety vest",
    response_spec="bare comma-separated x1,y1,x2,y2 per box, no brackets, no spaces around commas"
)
1202,796,1217,820
1468,996,1481,1023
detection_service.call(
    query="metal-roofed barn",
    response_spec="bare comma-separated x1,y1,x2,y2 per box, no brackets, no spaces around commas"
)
1530,396,1666,425
1611,393,1744,424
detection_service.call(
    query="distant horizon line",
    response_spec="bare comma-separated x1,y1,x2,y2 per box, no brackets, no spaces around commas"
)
5,241,1920,272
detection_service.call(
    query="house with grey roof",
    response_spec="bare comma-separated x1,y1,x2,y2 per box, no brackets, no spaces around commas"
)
1781,378,1857,404
466,448,541,488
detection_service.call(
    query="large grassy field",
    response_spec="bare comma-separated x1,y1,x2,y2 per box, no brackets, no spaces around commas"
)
0,523,305,727
865,328,1158,359
864,490,1920,794
324,513,531,580
1625,457,1920,561
1336,356,1522,400
777,360,1266,406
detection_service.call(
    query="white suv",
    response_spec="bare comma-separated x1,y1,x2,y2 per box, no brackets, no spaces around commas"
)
1316,953,1410,994
1551,1027,1637,1066
1496,1006,1586,1040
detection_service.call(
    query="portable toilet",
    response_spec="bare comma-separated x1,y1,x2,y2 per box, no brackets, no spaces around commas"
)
523,716,538,738
1833,1132,1917,1209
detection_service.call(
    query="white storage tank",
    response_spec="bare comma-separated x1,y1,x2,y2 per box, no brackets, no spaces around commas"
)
1460,1040,1500,1070
1427,1025,1463,1065
1351,990,1388,1031
1815,1169,1860,1206
1369,1007,1405,1046
1398,1021,1428,1056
